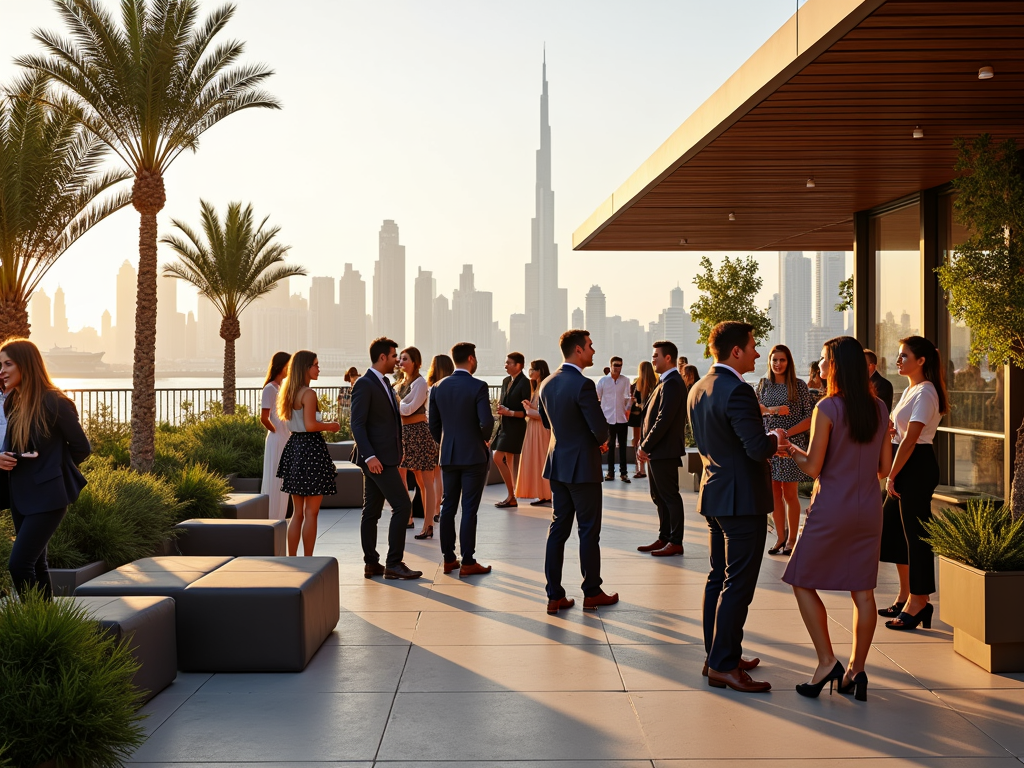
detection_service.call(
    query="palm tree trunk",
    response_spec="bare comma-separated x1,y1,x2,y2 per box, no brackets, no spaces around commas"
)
0,295,31,345
220,315,241,415
129,170,166,473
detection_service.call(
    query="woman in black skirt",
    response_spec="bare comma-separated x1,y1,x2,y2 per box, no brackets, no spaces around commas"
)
879,336,947,631
276,350,340,556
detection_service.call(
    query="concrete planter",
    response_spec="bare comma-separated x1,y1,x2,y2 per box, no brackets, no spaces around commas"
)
938,555,1024,672
228,475,262,494
49,560,109,597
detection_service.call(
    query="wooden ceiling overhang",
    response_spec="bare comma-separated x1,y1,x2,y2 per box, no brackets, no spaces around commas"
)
572,0,1024,253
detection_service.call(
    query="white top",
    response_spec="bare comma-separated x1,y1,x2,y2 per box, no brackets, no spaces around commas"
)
260,382,286,428
891,381,941,445
595,374,632,424
399,375,428,416
286,408,308,433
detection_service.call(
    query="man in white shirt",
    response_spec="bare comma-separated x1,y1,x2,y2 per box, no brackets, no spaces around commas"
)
596,356,633,482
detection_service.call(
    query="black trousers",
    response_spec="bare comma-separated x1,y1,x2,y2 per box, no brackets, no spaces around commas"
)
9,506,67,599
359,464,412,568
703,513,767,673
545,479,603,600
648,457,684,544
606,423,628,475
880,443,939,595
439,462,489,566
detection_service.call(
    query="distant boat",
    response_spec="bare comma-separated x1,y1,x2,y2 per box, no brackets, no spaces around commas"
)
43,345,111,375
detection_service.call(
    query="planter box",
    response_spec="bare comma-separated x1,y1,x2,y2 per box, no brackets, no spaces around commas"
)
228,476,262,494
49,560,109,597
938,555,1024,672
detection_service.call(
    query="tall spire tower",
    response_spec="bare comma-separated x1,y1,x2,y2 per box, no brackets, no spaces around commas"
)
524,50,567,359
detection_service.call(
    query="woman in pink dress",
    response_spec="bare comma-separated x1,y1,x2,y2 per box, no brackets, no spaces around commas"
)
515,359,552,506
782,336,891,701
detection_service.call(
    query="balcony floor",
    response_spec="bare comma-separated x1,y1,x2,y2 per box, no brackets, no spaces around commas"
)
130,475,1024,766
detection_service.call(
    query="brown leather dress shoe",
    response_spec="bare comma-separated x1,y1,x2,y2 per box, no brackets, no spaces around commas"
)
707,667,771,692
459,562,492,578
582,590,620,610
637,539,666,553
702,655,760,677
384,562,423,580
651,542,684,557
546,597,575,615
443,559,461,574
364,563,386,578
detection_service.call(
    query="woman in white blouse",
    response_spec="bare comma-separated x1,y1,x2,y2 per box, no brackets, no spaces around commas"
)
396,346,439,539
878,336,948,632
259,351,292,520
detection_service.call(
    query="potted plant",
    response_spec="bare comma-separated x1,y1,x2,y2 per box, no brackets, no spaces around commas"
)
924,500,1024,672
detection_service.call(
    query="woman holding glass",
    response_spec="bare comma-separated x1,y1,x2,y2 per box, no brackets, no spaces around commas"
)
516,359,552,506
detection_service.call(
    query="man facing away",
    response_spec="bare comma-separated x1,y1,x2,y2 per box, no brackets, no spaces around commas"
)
864,348,894,414
350,337,422,581
595,356,633,483
429,341,496,578
636,340,688,557
492,352,532,508
687,321,786,692
538,329,618,615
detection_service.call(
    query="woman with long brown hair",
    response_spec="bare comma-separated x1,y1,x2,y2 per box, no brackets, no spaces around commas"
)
260,351,292,520
515,359,552,506
396,346,438,539
879,335,949,631
783,337,891,701
426,354,455,524
630,361,657,478
276,350,340,556
0,338,91,598
756,344,815,555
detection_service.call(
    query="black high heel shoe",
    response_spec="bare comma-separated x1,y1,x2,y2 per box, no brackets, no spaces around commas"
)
885,602,933,631
838,671,869,701
795,661,844,698
414,525,433,540
767,540,787,556
878,600,906,618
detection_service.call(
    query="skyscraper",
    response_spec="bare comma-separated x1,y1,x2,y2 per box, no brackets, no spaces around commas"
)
452,265,493,361
115,260,137,364
339,264,368,358
779,251,812,366
433,294,453,357
571,307,585,329
585,285,606,356
414,268,436,354
523,52,567,360
815,251,847,335
374,220,405,343
156,275,185,362
30,290,52,348
52,287,69,345
309,276,337,351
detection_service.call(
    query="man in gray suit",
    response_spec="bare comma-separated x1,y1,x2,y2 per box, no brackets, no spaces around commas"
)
687,321,786,692
538,329,618,615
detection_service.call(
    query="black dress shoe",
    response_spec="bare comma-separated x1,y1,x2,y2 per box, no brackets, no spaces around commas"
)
364,563,385,579
619,473,631,483
384,562,423,580
604,474,614,481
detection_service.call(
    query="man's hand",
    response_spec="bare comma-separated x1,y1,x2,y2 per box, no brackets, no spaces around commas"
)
771,428,789,455
366,457,383,474
0,452,17,471
636,447,649,463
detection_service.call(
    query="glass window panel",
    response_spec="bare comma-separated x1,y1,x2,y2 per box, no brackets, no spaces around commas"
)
946,433,1004,498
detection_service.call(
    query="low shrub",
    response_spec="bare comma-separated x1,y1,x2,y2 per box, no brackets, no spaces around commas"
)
168,463,231,523
0,511,13,598
0,591,145,767
181,415,265,477
923,499,1024,572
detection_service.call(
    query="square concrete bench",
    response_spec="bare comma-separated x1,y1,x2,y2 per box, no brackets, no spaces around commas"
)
219,492,270,519
72,595,177,704
74,556,234,600
175,519,287,557
177,556,340,672
325,440,354,462
321,462,363,508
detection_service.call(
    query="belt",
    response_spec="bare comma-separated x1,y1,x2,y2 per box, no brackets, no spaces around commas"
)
402,414,427,426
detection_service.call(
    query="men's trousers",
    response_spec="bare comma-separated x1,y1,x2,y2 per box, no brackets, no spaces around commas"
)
544,479,603,600
439,462,489,566
648,457,684,544
606,422,628,475
359,464,412,568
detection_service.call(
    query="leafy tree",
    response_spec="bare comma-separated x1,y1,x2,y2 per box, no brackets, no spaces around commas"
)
936,133,1024,518
0,74,130,343
835,275,854,313
18,0,280,471
161,201,304,414
688,255,772,357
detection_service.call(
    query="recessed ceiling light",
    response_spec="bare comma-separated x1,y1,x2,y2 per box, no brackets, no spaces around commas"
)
806,177,816,188
978,66,994,80
913,126,924,139
728,212,736,221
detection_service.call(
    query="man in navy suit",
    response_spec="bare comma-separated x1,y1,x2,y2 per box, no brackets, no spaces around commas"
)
429,341,496,578
688,321,786,692
350,337,422,581
538,329,618,614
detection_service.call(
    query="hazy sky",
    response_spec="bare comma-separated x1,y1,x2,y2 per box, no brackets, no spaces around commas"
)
1,0,813,339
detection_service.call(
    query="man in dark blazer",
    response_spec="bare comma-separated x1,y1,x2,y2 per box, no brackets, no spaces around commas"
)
636,339,688,557
429,341,496,578
538,329,618,614
350,337,422,581
491,352,532,508
687,321,785,693
864,348,894,414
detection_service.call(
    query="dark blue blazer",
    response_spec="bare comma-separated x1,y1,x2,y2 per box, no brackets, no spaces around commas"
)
1,392,91,515
428,370,494,467
639,369,688,462
349,370,403,467
686,366,777,518
538,365,609,484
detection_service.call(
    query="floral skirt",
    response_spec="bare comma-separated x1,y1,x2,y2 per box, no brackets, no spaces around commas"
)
401,421,438,472
277,431,337,496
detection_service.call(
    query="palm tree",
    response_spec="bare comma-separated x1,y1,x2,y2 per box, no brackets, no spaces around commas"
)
17,0,280,471
0,74,131,343
161,200,305,414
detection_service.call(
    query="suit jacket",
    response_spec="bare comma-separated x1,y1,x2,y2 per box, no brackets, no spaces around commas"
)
0,392,91,515
349,370,403,467
429,371,494,467
493,373,531,446
538,365,609,484
686,366,777,518
639,369,688,462
871,370,894,415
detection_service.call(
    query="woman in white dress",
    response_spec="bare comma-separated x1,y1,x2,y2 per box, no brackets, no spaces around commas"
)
260,352,292,520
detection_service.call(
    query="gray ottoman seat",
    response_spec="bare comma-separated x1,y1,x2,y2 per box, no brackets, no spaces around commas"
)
321,462,363,508
175,518,286,557
177,556,340,672
218,492,270,519
74,556,234,598
72,595,177,704
325,440,354,462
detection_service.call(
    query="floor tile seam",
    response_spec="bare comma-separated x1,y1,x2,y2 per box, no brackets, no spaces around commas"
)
906,686,1022,760
371,642,414,765
136,674,212,746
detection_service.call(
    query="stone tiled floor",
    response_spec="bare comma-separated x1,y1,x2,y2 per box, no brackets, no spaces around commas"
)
129,475,1024,766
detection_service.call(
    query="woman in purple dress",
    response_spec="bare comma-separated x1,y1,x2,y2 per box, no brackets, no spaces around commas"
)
782,336,891,701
